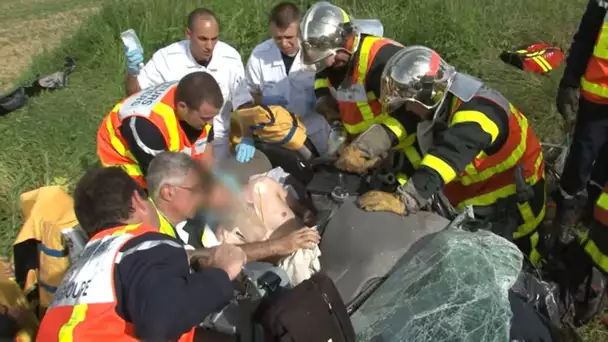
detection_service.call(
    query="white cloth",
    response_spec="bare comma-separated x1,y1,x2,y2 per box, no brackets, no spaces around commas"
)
278,245,321,286
246,39,330,155
138,40,253,161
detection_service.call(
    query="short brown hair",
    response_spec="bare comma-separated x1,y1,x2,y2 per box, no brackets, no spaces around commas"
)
175,71,224,110
74,167,147,237
269,2,300,29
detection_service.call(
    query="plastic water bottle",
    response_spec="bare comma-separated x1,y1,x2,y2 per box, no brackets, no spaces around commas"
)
353,19,384,37
327,122,347,156
120,29,145,69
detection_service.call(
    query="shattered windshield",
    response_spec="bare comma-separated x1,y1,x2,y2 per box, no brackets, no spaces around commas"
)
351,228,523,342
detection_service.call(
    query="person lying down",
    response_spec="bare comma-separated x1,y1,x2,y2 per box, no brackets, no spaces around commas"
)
215,175,322,285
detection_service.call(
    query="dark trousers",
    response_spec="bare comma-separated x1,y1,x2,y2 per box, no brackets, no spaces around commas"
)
560,98,608,195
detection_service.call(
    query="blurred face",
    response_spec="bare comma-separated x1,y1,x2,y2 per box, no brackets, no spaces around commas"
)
186,17,219,62
270,22,299,56
207,182,233,211
176,101,219,130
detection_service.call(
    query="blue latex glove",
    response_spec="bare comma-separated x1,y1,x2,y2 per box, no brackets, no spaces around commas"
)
235,137,256,163
261,95,288,107
125,48,144,76
213,169,242,193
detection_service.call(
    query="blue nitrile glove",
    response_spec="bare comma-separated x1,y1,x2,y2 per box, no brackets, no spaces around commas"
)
212,169,242,193
235,137,256,163
125,48,144,76
261,95,288,107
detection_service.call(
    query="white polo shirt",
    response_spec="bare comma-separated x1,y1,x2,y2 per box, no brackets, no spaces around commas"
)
245,39,330,154
138,40,253,160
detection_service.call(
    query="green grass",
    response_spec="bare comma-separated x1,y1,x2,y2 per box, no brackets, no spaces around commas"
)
1,0,605,339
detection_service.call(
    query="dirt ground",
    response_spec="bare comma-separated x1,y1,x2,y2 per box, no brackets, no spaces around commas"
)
0,0,100,91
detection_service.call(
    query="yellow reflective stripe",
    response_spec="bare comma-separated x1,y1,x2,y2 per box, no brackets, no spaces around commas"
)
527,232,543,266
396,172,408,185
421,154,457,184
581,76,608,99
450,110,499,144
383,116,406,140
106,115,127,157
582,230,608,273
339,8,350,22
58,304,88,342
111,223,142,236
314,78,329,89
156,209,177,238
592,22,608,60
355,37,381,123
455,161,543,209
119,164,143,178
459,105,528,185
532,56,552,72
404,146,422,168
513,201,546,238
343,113,388,135
153,102,180,151
598,191,608,210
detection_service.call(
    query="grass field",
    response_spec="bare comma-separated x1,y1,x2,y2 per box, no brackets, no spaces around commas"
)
0,0,605,339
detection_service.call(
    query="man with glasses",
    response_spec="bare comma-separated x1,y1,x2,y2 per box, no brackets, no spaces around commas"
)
97,71,222,190
146,151,320,262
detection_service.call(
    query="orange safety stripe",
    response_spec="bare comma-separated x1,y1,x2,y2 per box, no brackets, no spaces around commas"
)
581,12,608,104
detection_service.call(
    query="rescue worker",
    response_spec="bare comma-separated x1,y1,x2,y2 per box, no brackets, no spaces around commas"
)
97,71,221,190
300,1,422,183
124,8,256,162
554,0,608,232
37,167,246,341
245,2,330,155
356,46,546,266
146,151,320,258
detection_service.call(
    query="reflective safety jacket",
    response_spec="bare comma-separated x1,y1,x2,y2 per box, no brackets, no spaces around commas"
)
584,184,608,273
13,186,78,317
416,85,545,239
314,36,403,135
581,10,608,104
36,224,195,342
97,82,212,188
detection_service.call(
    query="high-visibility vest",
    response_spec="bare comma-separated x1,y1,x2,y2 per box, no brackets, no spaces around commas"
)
13,186,79,317
96,82,212,189
580,12,608,104
314,36,403,135
424,86,545,238
583,184,608,272
36,223,195,342
594,185,608,226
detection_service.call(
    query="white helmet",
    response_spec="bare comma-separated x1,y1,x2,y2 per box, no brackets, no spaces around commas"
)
380,45,456,113
300,2,359,70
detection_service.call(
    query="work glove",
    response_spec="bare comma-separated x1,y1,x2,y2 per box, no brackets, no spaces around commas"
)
556,85,579,130
235,136,256,163
261,95,288,107
359,181,426,215
335,145,379,174
125,48,144,76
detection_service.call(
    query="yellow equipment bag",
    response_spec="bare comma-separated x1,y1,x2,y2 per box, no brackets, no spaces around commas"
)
13,186,78,317
0,259,38,341
229,105,307,152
